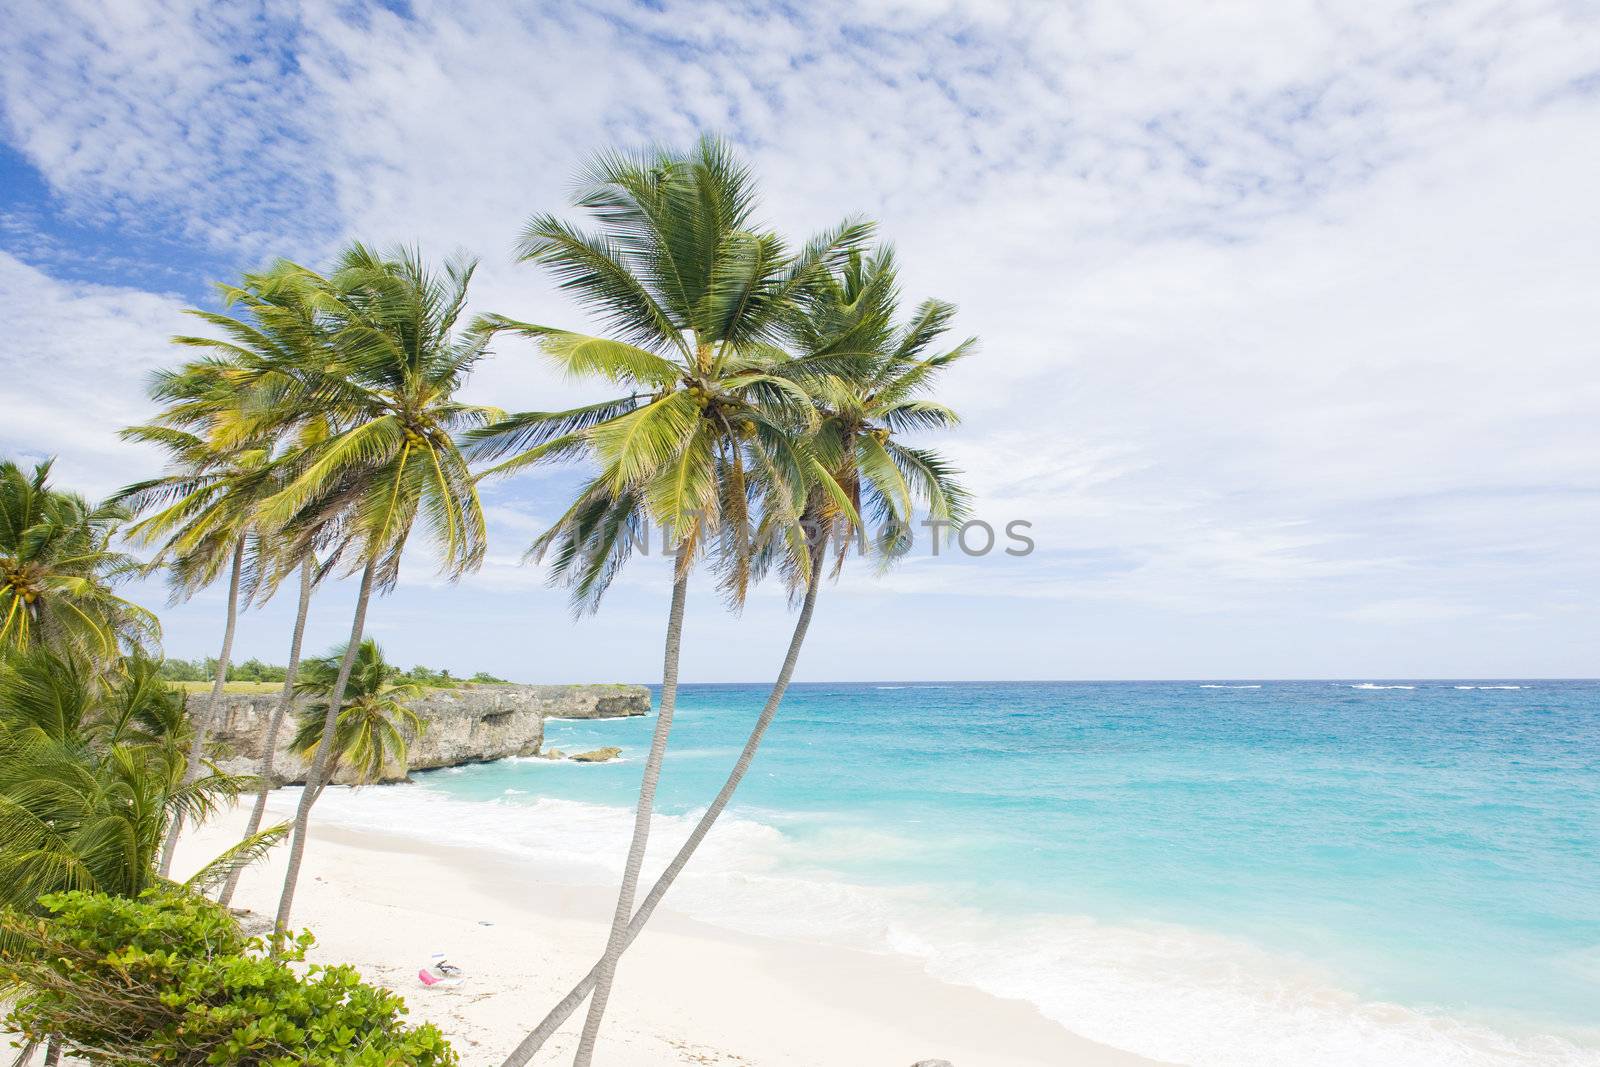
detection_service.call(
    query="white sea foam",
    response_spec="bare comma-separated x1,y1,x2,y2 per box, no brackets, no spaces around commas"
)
875,685,909,690
273,785,1600,1067
1351,683,1417,690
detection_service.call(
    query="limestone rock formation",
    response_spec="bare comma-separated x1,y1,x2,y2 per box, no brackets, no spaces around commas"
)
200,683,648,785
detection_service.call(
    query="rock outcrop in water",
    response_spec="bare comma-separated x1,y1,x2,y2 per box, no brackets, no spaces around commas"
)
568,746,623,763
199,683,649,785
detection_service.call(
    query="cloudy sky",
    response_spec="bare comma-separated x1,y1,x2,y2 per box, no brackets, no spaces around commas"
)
2,0,1597,682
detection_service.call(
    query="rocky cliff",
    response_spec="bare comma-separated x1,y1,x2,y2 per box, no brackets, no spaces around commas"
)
198,683,650,785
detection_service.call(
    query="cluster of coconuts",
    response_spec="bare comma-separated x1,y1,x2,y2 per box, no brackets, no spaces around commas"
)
5,571,41,604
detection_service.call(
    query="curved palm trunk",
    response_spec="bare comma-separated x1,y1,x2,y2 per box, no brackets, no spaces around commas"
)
531,551,822,1067
218,557,316,907
570,555,691,1066
158,537,244,877
272,557,376,945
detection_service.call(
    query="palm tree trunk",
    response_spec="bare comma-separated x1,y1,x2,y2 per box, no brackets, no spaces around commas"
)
218,556,316,907
504,550,823,1067
272,557,375,946
158,537,245,877
569,551,691,1066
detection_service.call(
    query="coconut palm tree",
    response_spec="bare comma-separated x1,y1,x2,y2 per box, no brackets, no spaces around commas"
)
128,263,347,909
289,638,425,793
259,243,492,941
0,459,157,662
118,290,328,878
497,249,972,1065
470,137,870,1064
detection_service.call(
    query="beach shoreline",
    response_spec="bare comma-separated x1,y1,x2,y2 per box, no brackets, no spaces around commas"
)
179,801,1161,1067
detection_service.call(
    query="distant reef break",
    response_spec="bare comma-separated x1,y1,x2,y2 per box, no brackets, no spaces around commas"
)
198,683,651,785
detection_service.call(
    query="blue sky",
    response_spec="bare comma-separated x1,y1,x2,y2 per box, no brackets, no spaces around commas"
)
2,0,1598,682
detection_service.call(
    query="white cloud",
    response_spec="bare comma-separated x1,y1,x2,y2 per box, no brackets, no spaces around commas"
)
0,252,189,496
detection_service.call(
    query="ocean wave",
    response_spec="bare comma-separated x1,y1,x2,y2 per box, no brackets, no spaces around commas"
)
271,786,1599,1067
1200,684,1263,689
1351,684,1417,690
876,685,909,689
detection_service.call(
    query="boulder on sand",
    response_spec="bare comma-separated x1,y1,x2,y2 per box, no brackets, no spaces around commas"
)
569,746,622,763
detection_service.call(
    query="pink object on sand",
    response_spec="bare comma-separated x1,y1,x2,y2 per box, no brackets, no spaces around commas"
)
418,968,439,986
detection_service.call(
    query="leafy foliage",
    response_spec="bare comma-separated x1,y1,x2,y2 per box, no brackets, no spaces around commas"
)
470,135,872,611
253,244,495,594
0,648,279,909
0,459,158,662
0,890,458,1066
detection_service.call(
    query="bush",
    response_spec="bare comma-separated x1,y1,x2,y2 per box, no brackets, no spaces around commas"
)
1,890,457,1066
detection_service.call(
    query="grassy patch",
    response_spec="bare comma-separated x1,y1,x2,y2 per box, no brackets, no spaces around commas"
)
171,680,283,695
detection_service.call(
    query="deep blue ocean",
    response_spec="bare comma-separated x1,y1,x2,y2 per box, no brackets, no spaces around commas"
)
306,680,1600,1066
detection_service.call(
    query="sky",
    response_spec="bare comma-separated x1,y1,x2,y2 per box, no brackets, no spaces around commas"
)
1,0,1598,682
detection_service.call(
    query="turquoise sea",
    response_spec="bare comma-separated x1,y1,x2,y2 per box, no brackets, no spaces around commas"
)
306,681,1600,1066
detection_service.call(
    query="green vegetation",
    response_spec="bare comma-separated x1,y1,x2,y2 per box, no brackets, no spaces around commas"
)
160,656,508,687
1,890,456,1066
0,648,280,910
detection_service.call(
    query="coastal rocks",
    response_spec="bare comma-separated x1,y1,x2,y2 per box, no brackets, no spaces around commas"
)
569,746,623,763
536,748,566,760
200,683,649,785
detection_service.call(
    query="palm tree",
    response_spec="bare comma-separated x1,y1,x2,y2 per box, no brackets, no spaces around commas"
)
0,459,157,662
471,137,870,1064
289,638,425,794
133,264,347,910
117,263,341,881
259,243,492,942
497,249,972,1065
0,647,284,910
119,401,293,879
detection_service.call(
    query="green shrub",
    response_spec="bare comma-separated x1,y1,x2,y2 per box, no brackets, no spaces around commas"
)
1,890,457,1066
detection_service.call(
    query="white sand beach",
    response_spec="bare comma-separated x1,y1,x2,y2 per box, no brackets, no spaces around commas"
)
177,803,1161,1067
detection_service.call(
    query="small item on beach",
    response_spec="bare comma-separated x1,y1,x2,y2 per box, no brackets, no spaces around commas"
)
419,952,466,988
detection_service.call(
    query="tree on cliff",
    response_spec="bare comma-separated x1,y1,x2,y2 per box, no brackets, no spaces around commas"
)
291,638,425,793
469,136,870,1065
